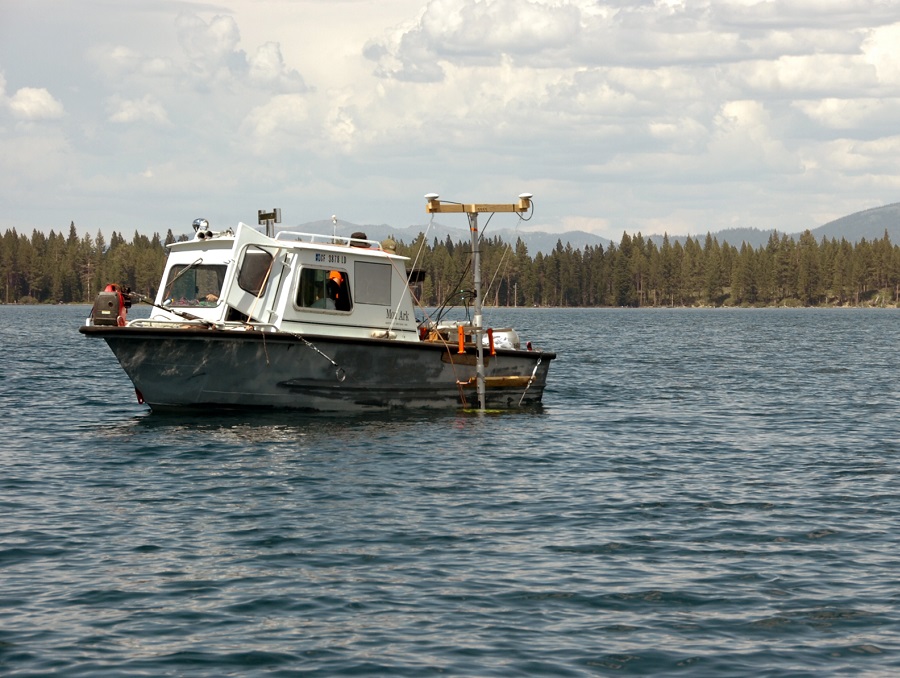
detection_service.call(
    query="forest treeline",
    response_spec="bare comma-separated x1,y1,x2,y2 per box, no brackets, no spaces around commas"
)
3,222,900,307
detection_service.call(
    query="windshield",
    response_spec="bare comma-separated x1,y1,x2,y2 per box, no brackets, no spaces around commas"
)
163,263,228,307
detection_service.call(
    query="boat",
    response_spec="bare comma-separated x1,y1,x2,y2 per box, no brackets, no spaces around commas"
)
80,194,555,412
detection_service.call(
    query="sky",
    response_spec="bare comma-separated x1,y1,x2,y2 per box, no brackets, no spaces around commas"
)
2,0,900,242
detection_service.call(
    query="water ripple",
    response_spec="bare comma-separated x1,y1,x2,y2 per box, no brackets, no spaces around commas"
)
1,306,899,676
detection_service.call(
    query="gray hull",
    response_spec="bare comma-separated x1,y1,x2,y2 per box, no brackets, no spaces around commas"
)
81,326,555,412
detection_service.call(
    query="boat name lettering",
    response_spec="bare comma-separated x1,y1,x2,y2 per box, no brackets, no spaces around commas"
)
314,253,347,264
386,309,410,322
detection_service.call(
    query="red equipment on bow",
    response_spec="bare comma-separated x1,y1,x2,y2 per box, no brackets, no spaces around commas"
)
89,283,132,326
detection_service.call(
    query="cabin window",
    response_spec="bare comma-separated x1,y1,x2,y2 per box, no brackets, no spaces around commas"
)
237,246,275,296
296,268,352,311
354,261,391,306
163,263,227,307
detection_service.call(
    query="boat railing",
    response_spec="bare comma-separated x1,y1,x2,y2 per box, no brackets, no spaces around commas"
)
275,231,385,249
128,318,279,332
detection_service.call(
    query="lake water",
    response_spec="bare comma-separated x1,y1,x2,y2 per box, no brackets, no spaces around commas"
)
1,305,898,676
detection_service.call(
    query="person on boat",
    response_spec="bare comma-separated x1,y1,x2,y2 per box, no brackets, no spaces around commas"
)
326,270,350,311
310,290,333,309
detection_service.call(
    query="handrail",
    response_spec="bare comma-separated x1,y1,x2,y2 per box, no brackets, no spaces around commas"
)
129,318,207,327
128,318,279,332
275,231,384,249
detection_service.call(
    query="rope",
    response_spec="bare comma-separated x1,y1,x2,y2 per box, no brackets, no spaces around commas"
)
483,212,524,306
388,213,434,333
291,333,346,382
518,356,542,406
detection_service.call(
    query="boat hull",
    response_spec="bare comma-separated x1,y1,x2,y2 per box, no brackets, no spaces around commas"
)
80,326,555,412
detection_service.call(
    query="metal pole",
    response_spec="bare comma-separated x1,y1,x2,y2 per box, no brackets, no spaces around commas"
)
469,212,485,410
424,193,533,411
258,208,281,238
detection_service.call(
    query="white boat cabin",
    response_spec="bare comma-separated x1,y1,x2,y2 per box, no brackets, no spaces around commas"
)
144,222,419,341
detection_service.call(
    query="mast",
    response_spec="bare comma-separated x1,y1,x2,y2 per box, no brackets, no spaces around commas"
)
425,193,533,409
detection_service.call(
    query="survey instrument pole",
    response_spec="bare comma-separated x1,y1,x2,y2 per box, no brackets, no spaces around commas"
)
425,193,533,410
258,208,281,237
468,210,485,409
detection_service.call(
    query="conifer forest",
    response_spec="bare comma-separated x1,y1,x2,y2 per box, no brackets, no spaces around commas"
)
3,222,900,308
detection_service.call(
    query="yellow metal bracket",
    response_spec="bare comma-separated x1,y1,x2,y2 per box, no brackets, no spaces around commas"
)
425,193,532,215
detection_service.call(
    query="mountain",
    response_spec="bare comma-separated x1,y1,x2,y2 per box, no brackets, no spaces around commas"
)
651,204,900,249
283,220,611,255
285,202,900,255
810,202,900,243
645,228,776,249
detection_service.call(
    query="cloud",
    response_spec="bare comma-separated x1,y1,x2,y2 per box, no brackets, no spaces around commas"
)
249,42,308,92
107,94,171,125
175,12,247,84
714,0,900,30
709,100,796,173
366,0,900,81
366,0,581,81
239,93,311,153
171,13,307,92
6,87,65,120
732,54,879,98
88,43,178,83
793,97,900,132
417,0,581,56
88,12,306,94
864,22,900,83
6,0,900,240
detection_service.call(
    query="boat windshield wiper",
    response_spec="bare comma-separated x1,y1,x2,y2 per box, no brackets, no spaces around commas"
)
162,258,203,305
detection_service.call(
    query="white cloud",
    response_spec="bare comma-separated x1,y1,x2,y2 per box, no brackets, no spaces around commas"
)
7,87,65,120
322,105,359,153
89,44,176,81
5,0,900,239
815,136,900,177
249,42,308,92
733,54,879,98
418,0,581,56
365,0,895,79
793,97,900,131
863,22,900,84
714,0,900,31
175,12,245,83
239,93,311,154
88,12,307,96
367,0,581,80
107,95,171,125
